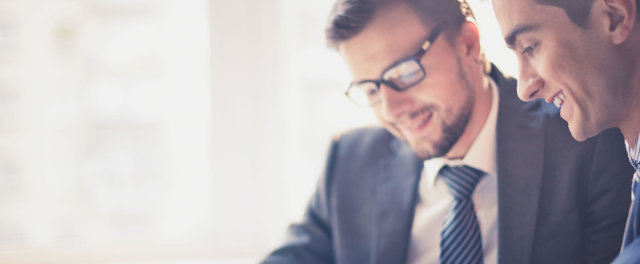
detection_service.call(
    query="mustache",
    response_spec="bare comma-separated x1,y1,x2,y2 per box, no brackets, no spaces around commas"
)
395,104,438,125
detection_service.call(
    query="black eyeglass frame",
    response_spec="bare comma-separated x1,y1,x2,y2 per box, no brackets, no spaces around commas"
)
345,24,444,106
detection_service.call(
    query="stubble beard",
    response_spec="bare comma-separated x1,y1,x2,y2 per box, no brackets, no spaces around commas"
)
410,64,475,160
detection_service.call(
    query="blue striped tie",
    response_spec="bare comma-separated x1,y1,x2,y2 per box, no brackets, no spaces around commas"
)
622,165,640,248
439,165,486,264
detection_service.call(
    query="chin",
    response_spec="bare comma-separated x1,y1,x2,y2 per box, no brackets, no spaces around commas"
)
568,124,597,142
411,140,452,160
570,132,589,142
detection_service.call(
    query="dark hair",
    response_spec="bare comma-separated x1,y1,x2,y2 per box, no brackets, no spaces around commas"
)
325,0,472,48
534,0,640,28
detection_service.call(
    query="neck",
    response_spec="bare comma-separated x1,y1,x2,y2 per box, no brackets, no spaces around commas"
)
445,73,493,159
621,120,640,149
619,80,640,147
619,32,640,147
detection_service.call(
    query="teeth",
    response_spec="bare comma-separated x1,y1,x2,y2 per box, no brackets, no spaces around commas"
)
411,113,428,128
409,111,432,129
553,91,566,108
553,97,562,107
411,119,424,129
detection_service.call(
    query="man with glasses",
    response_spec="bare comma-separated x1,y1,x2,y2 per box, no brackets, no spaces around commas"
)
262,0,633,263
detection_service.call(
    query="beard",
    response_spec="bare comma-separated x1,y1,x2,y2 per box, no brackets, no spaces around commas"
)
409,63,475,160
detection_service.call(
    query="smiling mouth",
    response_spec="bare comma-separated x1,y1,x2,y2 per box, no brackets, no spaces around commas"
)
552,91,566,108
411,111,433,129
397,109,434,134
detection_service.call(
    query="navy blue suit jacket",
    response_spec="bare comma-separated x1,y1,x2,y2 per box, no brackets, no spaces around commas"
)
613,239,640,263
262,66,634,264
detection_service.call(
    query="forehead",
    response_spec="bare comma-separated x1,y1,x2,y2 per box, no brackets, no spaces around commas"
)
338,2,437,79
492,0,570,38
493,0,542,13
493,0,542,29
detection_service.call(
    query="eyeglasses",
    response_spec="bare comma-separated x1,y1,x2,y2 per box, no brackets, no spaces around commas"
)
345,25,443,107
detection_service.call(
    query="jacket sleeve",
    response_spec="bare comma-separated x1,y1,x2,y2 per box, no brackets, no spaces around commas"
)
583,129,634,264
260,138,340,264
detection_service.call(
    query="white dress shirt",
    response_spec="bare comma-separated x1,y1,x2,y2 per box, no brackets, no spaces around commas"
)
624,132,640,200
407,78,499,264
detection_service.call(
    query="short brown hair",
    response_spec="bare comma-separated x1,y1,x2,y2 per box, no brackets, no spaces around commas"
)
325,0,472,48
534,0,639,28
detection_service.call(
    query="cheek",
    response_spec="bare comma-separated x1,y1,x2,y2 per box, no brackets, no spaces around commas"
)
416,70,462,99
546,36,597,84
534,45,575,87
371,107,386,124
372,108,402,134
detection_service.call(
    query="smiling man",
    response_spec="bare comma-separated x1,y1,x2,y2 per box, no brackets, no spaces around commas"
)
491,0,640,262
261,0,633,263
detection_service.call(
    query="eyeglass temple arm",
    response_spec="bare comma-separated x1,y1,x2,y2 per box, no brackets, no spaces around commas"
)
415,25,443,58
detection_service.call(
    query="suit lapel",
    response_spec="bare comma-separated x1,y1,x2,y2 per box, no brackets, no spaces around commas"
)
493,67,546,264
371,138,423,264
369,67,546,264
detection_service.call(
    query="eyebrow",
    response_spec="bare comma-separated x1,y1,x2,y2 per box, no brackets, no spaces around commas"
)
505,24,540,48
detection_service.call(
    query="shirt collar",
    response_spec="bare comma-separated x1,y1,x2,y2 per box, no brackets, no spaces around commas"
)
423,76,499,187
624,131,640,179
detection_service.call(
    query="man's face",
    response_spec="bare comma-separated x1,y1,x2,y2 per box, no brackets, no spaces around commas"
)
338,3,477,159
493,0,631,141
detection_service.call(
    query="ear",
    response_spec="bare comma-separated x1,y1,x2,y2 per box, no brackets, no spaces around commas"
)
455,21,481,61
595,0,637,44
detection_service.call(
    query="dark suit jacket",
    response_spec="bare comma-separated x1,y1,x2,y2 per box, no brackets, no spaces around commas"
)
262,66,634,264
613,239,640,263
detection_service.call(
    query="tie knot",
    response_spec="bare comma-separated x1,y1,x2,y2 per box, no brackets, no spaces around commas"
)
439,165,486,199
631,159,640,172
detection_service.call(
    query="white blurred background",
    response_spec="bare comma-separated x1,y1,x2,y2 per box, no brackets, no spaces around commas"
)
0,0,515,263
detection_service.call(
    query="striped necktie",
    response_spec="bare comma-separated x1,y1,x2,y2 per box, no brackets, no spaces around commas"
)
439,165,486,264
622,162,640,248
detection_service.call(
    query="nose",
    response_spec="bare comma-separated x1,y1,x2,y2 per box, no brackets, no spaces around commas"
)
516,59,545,102
377,84,413,122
